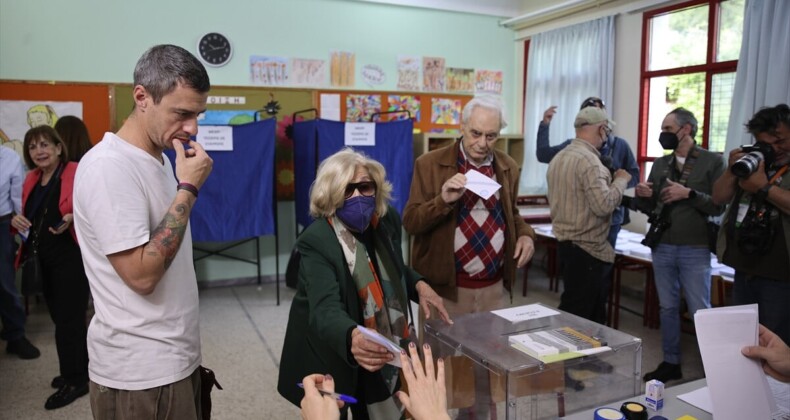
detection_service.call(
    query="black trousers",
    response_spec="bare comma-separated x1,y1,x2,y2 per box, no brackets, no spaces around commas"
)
557,241,612,324
42,245,90,386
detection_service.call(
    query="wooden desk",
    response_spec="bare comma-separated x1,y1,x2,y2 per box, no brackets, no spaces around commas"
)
609,252,659,330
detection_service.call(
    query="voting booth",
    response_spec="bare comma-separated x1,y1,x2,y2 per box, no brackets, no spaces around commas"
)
292,118,414,229
424,303,642,419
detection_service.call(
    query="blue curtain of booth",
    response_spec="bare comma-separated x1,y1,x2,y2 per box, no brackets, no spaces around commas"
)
292,120,319,228
165,119,276,241
292,118,414,228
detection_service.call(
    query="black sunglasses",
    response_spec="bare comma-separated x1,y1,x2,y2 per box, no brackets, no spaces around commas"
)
581,97,605,109
345,181,377,198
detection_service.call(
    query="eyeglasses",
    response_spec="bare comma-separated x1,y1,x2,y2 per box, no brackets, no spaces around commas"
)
345,181,377,198
468,129,499,142
581,98,605,109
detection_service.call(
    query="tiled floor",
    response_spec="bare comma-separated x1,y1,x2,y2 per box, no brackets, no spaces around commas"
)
0,265,704,419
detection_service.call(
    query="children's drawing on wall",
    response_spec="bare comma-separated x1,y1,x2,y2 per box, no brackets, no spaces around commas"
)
475,70,503,95
346,95,381,122
430,98,461,125
250,56,289,86
422,57,446,92
446,68,474,93
330,51,355,88
291,58,327,87
0,100,83,162
387,95,420,122
397,56,420,91
198,110,257,126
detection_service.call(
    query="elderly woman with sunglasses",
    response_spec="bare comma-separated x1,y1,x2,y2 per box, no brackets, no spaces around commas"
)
278,148,451,419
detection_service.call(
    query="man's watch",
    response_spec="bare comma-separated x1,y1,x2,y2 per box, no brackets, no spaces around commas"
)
688,189,697,200
755,184,773,202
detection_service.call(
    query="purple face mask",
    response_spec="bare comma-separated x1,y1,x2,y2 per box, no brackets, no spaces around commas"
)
336,196,376,232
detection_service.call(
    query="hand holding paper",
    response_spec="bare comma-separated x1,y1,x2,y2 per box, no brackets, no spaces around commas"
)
354,326,408,368
464,169,501,200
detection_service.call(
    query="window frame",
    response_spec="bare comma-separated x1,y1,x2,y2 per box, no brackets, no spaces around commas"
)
637,0,739,176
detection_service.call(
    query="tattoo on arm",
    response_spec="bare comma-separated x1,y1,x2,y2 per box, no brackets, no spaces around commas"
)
145,203,190,269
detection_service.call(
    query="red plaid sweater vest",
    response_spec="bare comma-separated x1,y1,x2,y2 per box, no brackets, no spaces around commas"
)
454,152,506,288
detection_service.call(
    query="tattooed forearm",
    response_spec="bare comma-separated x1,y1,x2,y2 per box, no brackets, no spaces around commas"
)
145,202,190,269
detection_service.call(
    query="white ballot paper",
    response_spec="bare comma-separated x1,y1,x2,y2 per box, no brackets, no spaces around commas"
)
464,169,501,200
491,303,560,323
356,326,406,368
694,304,776,420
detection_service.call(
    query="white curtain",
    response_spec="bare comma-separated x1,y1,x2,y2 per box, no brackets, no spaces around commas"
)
520,16,615,194
725,0,790,151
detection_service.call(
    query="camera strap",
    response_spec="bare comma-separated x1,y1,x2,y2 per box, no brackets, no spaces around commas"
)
654,146,701,214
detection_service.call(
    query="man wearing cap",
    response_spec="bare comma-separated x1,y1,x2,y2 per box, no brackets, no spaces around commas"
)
547,107,632,323
537,97,639,247
635,107,725,383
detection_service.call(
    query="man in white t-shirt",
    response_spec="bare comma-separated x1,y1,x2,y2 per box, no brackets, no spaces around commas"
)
73,44,213,419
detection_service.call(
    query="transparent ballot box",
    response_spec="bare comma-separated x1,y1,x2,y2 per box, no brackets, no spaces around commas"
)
423,303,642,419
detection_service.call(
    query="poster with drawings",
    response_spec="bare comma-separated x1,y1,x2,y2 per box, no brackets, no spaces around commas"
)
291,58,327,87
475,69,503,95
250,56,289,86
346,95,381,122
423,57,446,92
0,100,83,160
397,55,420,91
330,51,355,88
446,67,474,93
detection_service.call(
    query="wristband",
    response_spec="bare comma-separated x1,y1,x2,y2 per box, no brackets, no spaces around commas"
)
177,182,199,198
754,184,772,202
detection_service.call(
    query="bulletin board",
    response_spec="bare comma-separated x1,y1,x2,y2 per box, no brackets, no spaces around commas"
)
0,80,112,144
315,90,471,133
112,84,315,127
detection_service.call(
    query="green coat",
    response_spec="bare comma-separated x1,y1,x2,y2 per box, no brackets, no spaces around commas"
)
277,206,421,407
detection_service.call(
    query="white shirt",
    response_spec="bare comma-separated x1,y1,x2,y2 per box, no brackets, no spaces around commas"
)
0,145,25,216
73,133,200,390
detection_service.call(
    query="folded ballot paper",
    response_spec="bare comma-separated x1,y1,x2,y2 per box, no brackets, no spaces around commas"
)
356,326,407,368
464,169,501,200
694,304,777,420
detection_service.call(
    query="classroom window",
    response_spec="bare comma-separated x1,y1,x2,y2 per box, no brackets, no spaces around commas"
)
638,0,744,174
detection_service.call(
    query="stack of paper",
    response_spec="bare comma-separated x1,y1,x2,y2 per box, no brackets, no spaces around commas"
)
508,327,610,363
694,304,776,420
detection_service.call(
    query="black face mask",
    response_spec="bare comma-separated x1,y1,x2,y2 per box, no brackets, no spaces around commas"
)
659,129,682,150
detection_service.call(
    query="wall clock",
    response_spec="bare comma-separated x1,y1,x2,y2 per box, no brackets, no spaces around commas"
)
197,32,232,67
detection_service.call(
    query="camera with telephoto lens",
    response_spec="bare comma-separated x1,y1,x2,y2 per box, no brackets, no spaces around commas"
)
731,142,774,178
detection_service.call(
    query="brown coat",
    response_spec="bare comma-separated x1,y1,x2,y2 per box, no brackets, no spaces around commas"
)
403,141,535,302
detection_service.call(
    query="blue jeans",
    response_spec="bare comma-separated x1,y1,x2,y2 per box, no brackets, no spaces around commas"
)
651,244,711,365
0,219,26,342
733,271,790,345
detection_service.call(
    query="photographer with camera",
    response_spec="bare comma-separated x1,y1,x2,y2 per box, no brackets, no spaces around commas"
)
634,108,725,384
712,104,790,345
547,107,631,325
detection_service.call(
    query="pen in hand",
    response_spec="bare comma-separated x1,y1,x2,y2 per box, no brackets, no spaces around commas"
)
297,383,358,404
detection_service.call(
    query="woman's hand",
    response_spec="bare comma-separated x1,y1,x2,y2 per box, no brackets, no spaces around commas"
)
416,281,453,325
397,343,450,420
48,213,73,235
10,214,32,233
350,328,392,372
300,374,342,420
